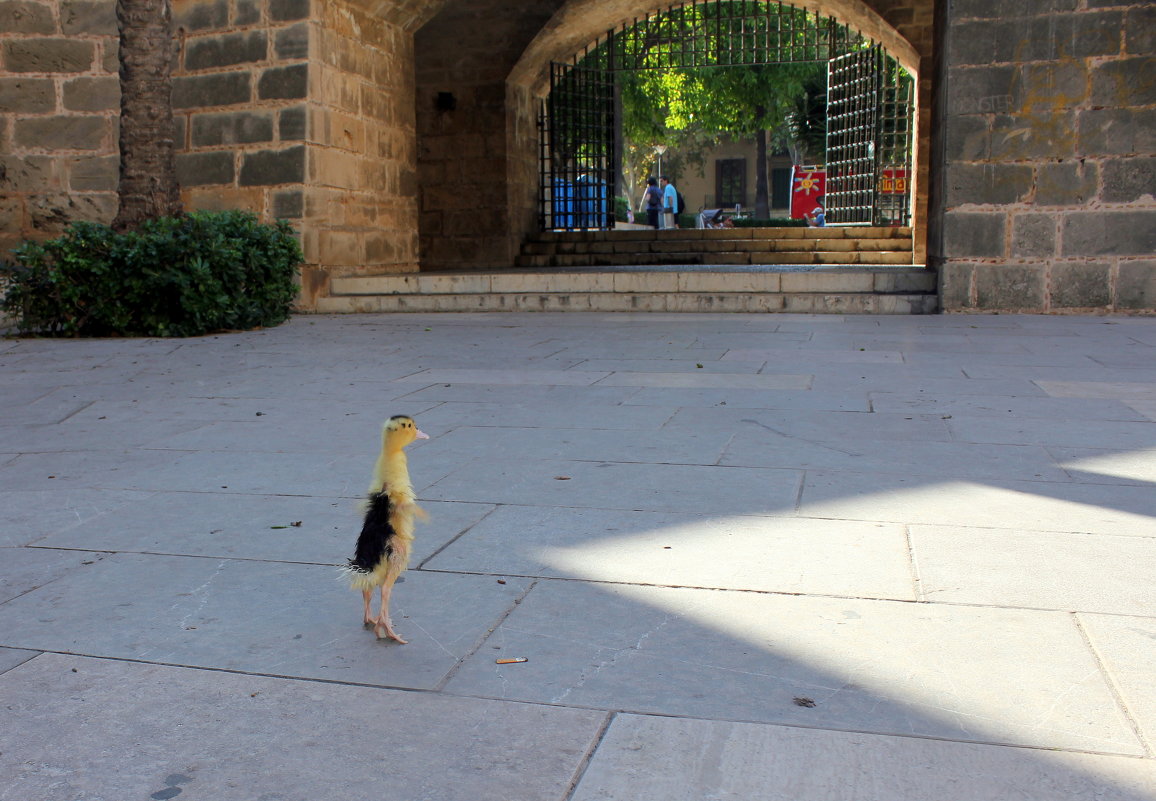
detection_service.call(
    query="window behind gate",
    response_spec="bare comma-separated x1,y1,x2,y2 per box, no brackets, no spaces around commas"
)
716,158,746,208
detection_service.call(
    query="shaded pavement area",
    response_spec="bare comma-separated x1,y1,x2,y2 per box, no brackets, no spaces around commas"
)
1,312,1155,800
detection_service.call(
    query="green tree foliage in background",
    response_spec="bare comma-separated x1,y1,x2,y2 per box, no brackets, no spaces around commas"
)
607,1,828,215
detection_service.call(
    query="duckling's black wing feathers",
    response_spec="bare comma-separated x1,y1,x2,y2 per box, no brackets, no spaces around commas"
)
348,491,396,573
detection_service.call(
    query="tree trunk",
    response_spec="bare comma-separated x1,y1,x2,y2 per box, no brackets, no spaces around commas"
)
112,0,182,231
754,106,769,218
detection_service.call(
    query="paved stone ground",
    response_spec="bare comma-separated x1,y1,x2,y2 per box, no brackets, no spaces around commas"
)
1,312,1154,801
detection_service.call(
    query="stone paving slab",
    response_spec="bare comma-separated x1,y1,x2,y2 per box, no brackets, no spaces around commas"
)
0,554,530,690
0,653,606,801
416,425,730,470
445,581,1142,754
946,415,1156,450
623,385,872,412
394,368,613,386
1038,381,1156,400
0,449,187,492
869,392,1150,422
810,373,1050,396
0,489,151,547
565,357,768,373
1127,399,1156,421
968,366,1156,385
0,547,112,604
424,506,916,600
910,525,1156,615
0,416,210,452
33,492,493,566
592,370,813,389
409,399,678,432
722,434,1071,481
1049,447,1156,486
2,312,1154,800
101,449,369,497
395,382,642,407
571,714,1156,801
1081,614,1156,748
799,471,1156,535
423,456,802,516
0,646,37,674
669,405,954,443
722,345,905,363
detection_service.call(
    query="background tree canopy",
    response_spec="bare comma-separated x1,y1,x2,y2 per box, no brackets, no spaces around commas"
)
603,2,831,216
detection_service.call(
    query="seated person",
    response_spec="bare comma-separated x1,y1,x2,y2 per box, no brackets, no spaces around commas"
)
805,196,826,227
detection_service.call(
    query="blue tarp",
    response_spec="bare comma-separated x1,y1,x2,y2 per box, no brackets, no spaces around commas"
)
552,176,608,229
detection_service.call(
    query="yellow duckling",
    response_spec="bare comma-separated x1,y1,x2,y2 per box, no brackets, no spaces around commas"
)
346,415,428,643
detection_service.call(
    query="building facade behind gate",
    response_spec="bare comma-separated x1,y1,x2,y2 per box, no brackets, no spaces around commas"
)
0,0,1152,313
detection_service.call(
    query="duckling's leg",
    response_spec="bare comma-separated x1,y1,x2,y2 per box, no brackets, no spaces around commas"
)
362,588,375,628
372,573,406,644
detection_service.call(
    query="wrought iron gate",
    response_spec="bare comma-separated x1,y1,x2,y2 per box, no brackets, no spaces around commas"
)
539,1,914,231
539,61,616,231
825,44,913,226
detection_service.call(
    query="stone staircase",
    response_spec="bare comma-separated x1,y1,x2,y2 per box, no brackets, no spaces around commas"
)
515,226,916,267
316,266,937,314
313,226,937,314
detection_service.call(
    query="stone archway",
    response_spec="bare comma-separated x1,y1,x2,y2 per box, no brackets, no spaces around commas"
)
503,0,929,265
535,2,915,233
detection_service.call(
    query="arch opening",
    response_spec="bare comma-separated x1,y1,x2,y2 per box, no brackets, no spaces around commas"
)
536,0,916,235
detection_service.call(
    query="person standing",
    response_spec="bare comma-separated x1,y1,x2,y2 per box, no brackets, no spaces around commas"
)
660,176,679,229
640,177,663,228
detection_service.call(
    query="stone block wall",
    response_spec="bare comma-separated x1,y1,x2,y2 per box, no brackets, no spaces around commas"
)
172,0,311,223
0,0,311,249
1,0,425,307
414,0,564,272
0,0,120,253
300,0,420,304
936,0,1155,312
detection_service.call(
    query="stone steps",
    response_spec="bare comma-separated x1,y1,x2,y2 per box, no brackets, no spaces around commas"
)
316,266,939,314
515,226,915,268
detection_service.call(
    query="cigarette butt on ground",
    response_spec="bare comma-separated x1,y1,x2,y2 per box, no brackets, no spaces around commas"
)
495,657,528,664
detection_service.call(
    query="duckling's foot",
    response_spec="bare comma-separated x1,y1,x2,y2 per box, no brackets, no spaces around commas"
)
373,618,407,644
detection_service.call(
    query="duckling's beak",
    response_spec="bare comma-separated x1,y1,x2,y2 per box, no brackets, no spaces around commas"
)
415,428,429,439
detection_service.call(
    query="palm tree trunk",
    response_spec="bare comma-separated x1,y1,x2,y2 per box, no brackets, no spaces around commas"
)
112,0,182,231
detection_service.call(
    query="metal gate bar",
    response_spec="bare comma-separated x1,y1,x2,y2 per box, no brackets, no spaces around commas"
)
541,60,617,231
609,0,857,69
825,45,880,225
876,58,914,226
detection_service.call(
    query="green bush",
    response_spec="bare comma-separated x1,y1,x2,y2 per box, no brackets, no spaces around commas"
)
614,196,631,223
1,210,302,337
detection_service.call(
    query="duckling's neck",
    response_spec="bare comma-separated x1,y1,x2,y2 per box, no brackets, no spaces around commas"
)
370,445,411,497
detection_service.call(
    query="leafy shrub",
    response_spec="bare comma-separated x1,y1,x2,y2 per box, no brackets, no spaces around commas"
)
1,210,302,337
614,196,631,222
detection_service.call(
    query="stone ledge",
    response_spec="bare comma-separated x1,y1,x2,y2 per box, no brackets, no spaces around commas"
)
329,268,935,297
314,291,938,314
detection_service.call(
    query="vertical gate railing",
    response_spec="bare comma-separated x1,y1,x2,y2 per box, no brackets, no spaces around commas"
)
876,57,914,226
540,56,616,231
825,45,880,225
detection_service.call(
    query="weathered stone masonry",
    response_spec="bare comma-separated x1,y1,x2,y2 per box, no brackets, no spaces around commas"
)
1,0,1153,313
935,0,1156,312
0,0,425,308
0,0,120,250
